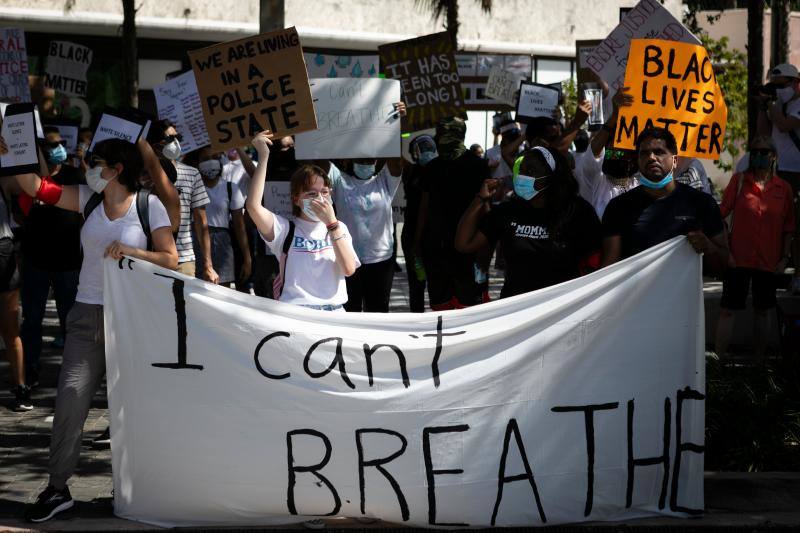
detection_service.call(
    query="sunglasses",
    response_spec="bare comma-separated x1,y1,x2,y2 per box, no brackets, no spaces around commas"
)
87,156,107,169
47,140,68,148
163,134,183,143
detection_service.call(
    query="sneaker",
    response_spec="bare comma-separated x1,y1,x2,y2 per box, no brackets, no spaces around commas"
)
12,385,33,412
92,427,111,448
303,518,326,529
25,485,74,523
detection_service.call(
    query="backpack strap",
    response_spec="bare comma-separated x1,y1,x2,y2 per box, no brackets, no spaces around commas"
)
135,189,152,251
272,220,295,300
227,180,233,209
83,191,104,220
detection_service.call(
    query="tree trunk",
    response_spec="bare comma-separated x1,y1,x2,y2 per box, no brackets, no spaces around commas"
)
747,1,764,144
445,0,459,51
122,0,138,108
259,0,285,34
770,0,790,67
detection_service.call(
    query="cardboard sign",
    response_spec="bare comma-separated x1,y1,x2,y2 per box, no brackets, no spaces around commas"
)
516,82,560,122
188,27,317,152
89,108,150,151
379,32,466,133
105,237,705,528
485,67,524,106
44,41,92,97
155,70,210,154
0,28,31,103
615,39,727,159
44,119,79,153
0,103,39,176
584,0,699,113
294,78,401,160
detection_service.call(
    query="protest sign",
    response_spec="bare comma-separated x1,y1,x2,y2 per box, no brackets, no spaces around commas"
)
89,108,150,151
485,67,524,106
105,237,704,528
0,28,31,103
262,181,293,219
615,39,727,159
188,27,317,152
304,52,380,79
379,32,466,133
294,78,401,160
44,41,92,97
516,82,560,122
44,119,79,153
575,39,602,89
0,103,39,176
155,70,210,154
0,102,43,139
583,0,699,113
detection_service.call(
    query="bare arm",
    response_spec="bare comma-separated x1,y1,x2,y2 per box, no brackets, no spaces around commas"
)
236,147,256,178
192,207,219,284
105,226,178,270
600,235,622,267
553,99,591,154
231,208,251,282
455,179,497,254
13,172,80,212
768,100,800,133
245,131,277,242
138,138,180,232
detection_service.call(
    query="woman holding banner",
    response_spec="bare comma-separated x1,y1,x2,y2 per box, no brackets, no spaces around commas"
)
247,131,359,311
455,145,603,298
6,137,178,523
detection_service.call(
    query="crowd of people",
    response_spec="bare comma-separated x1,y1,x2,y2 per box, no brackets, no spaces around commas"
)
0,62,799,524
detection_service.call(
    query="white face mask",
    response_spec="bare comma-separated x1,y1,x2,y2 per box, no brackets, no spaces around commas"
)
301,197,327,222
777,85,796,103
352,162,376,180
162,139,182,160
86,166,116,194
198,159,222,178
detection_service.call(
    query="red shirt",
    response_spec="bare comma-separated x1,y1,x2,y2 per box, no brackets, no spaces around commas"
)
720,171,795,272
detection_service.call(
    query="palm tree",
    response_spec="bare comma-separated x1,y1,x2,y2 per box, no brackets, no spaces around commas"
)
122,0,138,107
416,0,492,50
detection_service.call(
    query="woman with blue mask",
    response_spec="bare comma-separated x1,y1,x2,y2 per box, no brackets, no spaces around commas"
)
313,101,406,312
455,145,602,298
715,135,795,362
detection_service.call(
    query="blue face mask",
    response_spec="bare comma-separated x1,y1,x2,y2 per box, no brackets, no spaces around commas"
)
639,172,674,189
46,144,68,165
353,162,376,180
513,174,548,200
750,152,772,170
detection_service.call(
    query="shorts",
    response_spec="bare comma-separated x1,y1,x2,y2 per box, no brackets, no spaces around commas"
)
0,237,20,292
720,267,777,311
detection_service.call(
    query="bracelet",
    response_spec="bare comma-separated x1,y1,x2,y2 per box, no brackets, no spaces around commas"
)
326,221,339,232
331,234,347,242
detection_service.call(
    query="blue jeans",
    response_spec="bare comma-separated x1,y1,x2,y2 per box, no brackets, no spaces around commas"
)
20,265,79,375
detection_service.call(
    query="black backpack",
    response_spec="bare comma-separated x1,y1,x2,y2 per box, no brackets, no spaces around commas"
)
83,189,153,251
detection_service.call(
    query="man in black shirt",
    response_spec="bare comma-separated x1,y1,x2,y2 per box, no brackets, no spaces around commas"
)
601,128,728,275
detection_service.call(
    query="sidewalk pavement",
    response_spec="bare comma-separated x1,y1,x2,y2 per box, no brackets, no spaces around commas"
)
2,262,799,531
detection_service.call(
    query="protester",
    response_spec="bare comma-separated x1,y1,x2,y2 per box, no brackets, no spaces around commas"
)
223,146,258,292
247,131,358,311
313,102,406,312
147,120,215,282
715,135,794,360
675,156,712,194
470,143,485,158
19,129,83,390
415,117,491,309
455,146,602,298
486,118,523,194
601,128,728,275
401,134,437,312
757,63,800,292
186,147,251,287
13,138,177,523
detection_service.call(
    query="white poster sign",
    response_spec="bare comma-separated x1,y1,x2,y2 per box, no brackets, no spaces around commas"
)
90,110,149,151
304,53,380,79
516,82,560,121
584,0,699,112
262,181,293,219
0,103,38,175
154,71,210,154
44,41,93,97
0,28,31,103
485,67,524,106
295,78,401,160
104,237,705,528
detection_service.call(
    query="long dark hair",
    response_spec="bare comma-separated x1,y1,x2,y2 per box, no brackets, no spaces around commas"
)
518,146,579,239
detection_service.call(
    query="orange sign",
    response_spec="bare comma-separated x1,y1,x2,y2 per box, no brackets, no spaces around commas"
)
615,38,727,160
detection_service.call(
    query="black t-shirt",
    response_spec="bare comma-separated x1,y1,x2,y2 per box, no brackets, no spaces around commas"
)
401,163,425,235
479,196,602,298
21,164,85,271
602,183,724,259
422,152,490,247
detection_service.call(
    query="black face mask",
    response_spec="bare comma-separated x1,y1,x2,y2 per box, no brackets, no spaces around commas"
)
602,157,637,179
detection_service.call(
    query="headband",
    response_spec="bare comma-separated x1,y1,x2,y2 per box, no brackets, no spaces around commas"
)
513,146,556,179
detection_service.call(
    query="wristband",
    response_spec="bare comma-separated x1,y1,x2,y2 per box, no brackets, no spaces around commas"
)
331,234,347,242
326,221,340,232
36,176,63,205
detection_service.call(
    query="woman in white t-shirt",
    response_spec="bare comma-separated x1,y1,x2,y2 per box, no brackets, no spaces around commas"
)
246,131,359,311
12,138,177,522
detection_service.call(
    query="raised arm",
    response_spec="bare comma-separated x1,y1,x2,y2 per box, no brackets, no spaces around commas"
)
246,131,277,242
455,179,496,254
552,98,591,154
138,138,180,232
235,147,256,178
590,86,633,158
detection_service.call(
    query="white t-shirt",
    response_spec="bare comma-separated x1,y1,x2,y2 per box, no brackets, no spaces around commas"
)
204,178,245,229
77,186,172,305
486,145,511,179
773,98,800,172
263,214,360,306
574,147,639,218
328,162,402,264
222,159,249,199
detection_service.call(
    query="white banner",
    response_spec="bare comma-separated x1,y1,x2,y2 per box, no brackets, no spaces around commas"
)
154,71,210,154
104,237,705,528
295,78,401,160
44,41,92,97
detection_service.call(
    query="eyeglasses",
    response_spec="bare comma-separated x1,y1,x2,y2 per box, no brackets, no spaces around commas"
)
301,190,331,200
47,140,67,148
